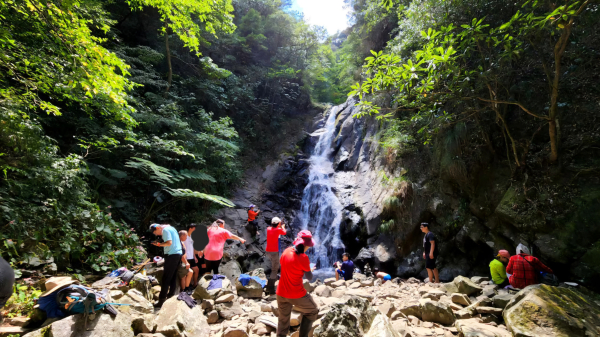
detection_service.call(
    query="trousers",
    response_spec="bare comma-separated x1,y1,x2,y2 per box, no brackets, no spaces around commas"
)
276,294,319,337
266,251,280,279
159,254,181,300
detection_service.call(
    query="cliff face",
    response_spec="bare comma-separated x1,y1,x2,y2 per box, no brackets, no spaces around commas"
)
213,97,600,289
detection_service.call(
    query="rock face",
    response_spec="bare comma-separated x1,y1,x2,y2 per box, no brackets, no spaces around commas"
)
154,297,210,337
23,312,134,337
313,297,378,337
503,284,600,336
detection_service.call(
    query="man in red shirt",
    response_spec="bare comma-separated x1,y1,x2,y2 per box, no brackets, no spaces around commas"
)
265,217,286,295
506,245,553,289
247,204,260,236
276,230,318,337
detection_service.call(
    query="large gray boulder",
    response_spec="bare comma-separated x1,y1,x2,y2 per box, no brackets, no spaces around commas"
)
193,274,233,300
129,274,153,301
453,276,483,296
116,289,153,314
235,277,263,298
23,312,134,337
504,284,600,336
420,300,456,325
154,296,210,337
313,297,378,337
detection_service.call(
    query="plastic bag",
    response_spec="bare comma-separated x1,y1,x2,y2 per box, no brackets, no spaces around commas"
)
516,243,530,255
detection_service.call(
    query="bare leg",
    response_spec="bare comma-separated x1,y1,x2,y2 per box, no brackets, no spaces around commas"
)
180,276,186,291
335,271,339,281
184,271,192,288
191,266,199,286
433,268,440,283
426,268,434,283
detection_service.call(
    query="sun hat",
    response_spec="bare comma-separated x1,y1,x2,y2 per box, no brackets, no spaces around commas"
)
40,276,78,297
497,250,510,259
293,230,315,247
271,217,282,224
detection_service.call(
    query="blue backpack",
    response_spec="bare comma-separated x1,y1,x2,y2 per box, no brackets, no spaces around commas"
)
55,285,122,328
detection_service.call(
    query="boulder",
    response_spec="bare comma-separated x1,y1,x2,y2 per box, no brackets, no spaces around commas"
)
290,311,303,326
376,300,395,318
235,277,264,299
360,279,374,287
223,320,249,337
324,278,336,286
23,312,134,337
109,290,125,300
345,289,374,299
130,274,153,301
364,314,401,337
313,297,378,337
154,296,210,337
331,280,346,288
216,294,235,303
451,293,471,306
314,285,331,297
420,300,456,325
504,284,600,336
116,289,153,314
215,302,244,320
398,301,422,319
304,279,316,293
440,282,459,294
91,276,121,290
193,275,233,301
453,276,483,296
492,293,514,309
470,276,490,284
207,310,219,324
455,318,512,337
131,314,156,335
476,306,503,315
422,290,445,301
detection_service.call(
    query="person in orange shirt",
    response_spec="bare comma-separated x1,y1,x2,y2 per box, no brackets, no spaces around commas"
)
247,204,260,236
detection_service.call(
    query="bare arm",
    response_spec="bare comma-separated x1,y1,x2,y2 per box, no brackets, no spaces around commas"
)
430,240,435,258
152,240,172,247
230,235,246,244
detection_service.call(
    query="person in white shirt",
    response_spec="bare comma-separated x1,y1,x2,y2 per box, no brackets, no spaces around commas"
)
183,223,202,288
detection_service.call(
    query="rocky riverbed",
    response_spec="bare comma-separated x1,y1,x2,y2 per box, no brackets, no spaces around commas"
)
17,270,600,337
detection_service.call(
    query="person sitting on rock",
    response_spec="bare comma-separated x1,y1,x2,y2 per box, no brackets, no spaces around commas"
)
490,250,511,287
506,245,553,289
150,223,182,307
178,231,194,294
373,268,391,283
266,217,286,295
335,253,354,281
420,222,440,283
247,204,260,236
276,230,318,337
205,219,246,274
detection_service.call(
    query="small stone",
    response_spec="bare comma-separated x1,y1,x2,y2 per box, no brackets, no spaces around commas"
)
324,278,336,286
207,310,220,324
476,306,504,315
202,299,215,311
451,293,471,306
314,285,331,297
470,276,490,284
216,294,235,303
330,280,345,288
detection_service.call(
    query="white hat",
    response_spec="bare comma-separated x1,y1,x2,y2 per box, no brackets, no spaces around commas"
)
271,217,281,224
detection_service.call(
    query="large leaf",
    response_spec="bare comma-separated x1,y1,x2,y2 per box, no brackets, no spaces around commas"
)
163,188,235,207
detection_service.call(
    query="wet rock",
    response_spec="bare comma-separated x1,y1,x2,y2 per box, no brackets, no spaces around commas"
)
504,284,600,336
313,297,378,337
453,276,483,296
455,318,512,337
154,296,210,337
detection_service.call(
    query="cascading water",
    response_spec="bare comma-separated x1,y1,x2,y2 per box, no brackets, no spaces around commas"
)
297,106,345,277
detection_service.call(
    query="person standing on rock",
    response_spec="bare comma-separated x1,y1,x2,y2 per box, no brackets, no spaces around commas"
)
182,223,201,288
421,222,440,283
150,223,182,307
506,245,553,289
266,217,286,295
490,250,510,287
276,230,319,337
204,219,246,274
335,253,354,281
247,204,260,237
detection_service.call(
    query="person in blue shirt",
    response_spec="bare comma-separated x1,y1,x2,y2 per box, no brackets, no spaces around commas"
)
150,223,182,307
335,253,355,281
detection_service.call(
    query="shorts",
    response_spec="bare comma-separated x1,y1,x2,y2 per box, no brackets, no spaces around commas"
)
187,258,197,268
178,264,192,278
383,275,391,281
425,257,437,269
336,269,345,276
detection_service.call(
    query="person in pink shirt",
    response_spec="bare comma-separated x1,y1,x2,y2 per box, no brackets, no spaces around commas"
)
204,219,246,274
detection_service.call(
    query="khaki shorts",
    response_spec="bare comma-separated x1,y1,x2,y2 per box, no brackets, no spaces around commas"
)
178,264,192,278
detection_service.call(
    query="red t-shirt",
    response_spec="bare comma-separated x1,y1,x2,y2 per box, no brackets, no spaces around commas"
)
266,227,286,252
248,210,258,221
277,247,310,299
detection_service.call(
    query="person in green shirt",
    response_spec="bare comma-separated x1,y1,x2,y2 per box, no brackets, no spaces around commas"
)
490,250,510,287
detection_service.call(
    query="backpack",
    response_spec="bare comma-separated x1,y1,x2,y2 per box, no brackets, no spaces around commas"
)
55,285,119,328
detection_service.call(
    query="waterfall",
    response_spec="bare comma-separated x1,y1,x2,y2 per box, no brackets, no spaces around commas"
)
298,105,345,275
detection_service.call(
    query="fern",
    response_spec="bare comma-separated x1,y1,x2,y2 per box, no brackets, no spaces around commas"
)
163,188,235,208
170,169,216,183
125,157,174,185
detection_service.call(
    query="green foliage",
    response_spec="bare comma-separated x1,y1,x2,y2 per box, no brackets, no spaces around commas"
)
3,285,42,318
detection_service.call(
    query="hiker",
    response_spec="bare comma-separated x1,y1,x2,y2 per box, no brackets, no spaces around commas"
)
204,219,246,274
334,253,354,281
178,231,194,294
196,249,207,277
266,216,286,294
420,222,440,283
506,244,553,289
276,230,319,337
183,223,201,287
373,268,391,283
0,256,14,323
247,204,260,236
150,223,182,307
490,250,510,287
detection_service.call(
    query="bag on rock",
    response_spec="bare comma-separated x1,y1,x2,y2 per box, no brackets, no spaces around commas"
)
540,272,559,286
